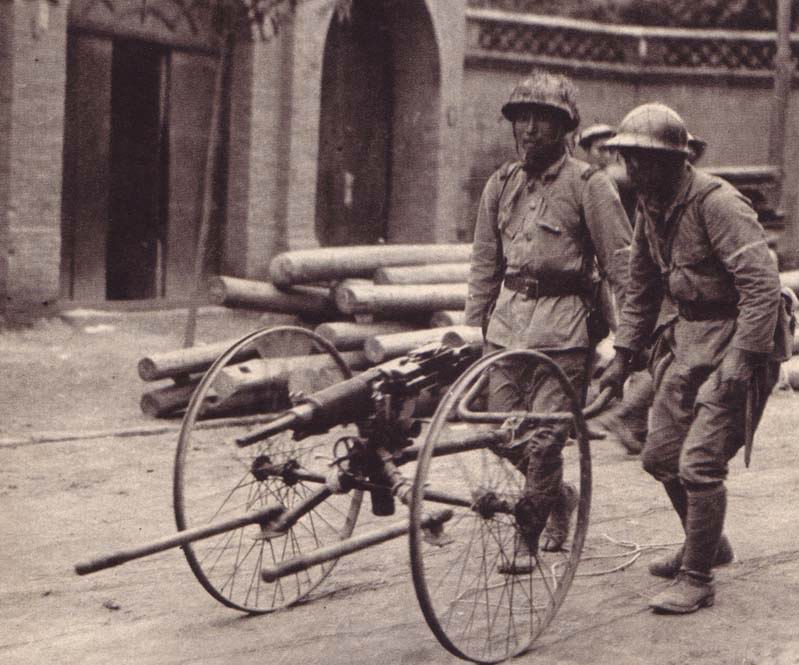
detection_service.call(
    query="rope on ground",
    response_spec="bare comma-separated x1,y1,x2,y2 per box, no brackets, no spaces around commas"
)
552,533,682,578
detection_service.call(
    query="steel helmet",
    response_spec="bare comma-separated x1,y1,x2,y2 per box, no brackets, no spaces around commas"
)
501,70,580,131
578,123,616,150
604,103,689,154
686,132,708,162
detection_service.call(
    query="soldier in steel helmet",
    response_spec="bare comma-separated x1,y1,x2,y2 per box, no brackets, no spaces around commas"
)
578,123,617,169
465,70,632,573
600,102,794,613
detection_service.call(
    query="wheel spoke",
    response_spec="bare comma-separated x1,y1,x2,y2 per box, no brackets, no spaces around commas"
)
173,326,363,613
410,348,591,661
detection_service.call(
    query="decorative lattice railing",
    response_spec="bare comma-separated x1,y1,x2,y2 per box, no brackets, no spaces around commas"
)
466,8,799,77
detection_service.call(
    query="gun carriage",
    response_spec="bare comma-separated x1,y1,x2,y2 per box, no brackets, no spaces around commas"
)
76,325,612,664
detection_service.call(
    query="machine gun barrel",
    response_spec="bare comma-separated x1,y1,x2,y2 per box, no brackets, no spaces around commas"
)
235,343,478,448
74,504,285,576
236,368,380,447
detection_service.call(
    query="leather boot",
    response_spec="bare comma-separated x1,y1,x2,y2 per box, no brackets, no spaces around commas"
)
649,570,715,614
662,478,688,524
648,535,734,578
649,485,726,614
498,493,553,575
542,482,578,551
499,428,563,575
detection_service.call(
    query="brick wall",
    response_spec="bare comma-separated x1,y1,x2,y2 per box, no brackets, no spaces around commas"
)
0,0,67,316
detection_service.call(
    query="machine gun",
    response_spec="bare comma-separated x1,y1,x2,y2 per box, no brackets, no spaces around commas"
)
236,340,479,447
235,339,481,516
74,325,613,664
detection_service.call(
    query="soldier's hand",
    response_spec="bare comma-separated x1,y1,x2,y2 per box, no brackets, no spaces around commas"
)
599,350,633,399
716,347,758,396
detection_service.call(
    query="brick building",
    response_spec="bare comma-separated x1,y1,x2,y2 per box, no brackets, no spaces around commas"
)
1,0,797,315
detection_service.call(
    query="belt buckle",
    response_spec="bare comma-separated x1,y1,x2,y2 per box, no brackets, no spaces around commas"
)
523,278,539,299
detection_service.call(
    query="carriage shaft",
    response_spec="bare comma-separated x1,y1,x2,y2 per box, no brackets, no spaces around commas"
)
396,429,505,464
261,509,453,583
74,504,286,576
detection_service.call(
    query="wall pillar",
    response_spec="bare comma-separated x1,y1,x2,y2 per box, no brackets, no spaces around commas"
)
426,0,467,244
284,0,331,251
0,0,67,316
225,25,295,279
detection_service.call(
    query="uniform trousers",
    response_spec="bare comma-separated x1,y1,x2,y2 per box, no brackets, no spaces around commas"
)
485,345,590,505
643,334,779,488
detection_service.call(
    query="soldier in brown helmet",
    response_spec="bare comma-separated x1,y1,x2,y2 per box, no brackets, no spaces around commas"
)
601,102,793,613
465,70,632,573
578,123,617,168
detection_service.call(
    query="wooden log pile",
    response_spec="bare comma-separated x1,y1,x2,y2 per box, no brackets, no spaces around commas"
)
138,244,478,419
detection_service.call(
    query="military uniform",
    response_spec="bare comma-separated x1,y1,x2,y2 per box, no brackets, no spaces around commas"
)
466,151,631,552
615,165,786,487
601,102,794,613
467,154,631,351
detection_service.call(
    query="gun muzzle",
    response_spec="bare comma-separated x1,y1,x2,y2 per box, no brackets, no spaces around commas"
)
235,405,313,447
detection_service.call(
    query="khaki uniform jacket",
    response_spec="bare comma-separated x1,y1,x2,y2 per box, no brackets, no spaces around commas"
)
615,165,783,367
466,154,632,351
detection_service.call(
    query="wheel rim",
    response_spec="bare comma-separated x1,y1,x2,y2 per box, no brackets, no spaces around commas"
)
174,326,363,614
409,349,592,663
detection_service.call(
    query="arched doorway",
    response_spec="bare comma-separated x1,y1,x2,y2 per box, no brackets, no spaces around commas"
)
315,0,441,246
315,0,393,246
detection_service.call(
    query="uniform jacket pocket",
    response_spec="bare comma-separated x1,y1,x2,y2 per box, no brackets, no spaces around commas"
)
668,248,734,304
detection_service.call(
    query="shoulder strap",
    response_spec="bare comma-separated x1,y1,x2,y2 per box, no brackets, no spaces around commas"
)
497,160,523,210
580,164,601,181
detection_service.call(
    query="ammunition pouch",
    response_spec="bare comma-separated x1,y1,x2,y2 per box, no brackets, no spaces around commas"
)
772,286,798,362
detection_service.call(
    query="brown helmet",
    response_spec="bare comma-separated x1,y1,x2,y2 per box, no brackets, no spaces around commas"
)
604,103,689,154
578,123,616,150
501,70,580,131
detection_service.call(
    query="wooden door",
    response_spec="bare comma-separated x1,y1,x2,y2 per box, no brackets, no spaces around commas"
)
60,33,112,300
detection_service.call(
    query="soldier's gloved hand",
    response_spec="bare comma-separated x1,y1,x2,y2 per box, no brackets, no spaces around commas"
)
599,349,633,399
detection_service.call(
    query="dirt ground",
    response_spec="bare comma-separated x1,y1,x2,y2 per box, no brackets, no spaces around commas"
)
1,308,799,665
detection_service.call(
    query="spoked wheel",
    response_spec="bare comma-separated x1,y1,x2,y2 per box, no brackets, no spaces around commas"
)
174,326,363,614
409,349,592,663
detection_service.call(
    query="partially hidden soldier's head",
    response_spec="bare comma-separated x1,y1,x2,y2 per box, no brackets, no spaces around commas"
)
578,123,616,168
501,69,580,174
604,102,689,199
687,133,708,165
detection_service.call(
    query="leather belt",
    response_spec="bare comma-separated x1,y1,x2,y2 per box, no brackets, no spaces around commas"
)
677,300,738,322
503,274,586,299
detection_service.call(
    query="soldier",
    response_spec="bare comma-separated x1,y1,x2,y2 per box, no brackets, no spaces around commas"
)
687,133,708,165
578,123,617,168
465,70,632,572
601,131,708,454
601,103,792,613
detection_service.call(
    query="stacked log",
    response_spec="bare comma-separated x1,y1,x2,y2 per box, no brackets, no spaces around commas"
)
213,351,370,401
140,379,201,418
268,244,471,287
314,321,418,351
364,326,482,364
430,310,466,327
334,283,468,316
374,263,470,285
138,339,258,382
207,276,335,317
